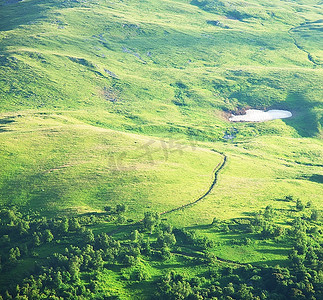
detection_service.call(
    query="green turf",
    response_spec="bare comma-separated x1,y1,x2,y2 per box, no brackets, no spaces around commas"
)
0,112,224,218
0,0,322,289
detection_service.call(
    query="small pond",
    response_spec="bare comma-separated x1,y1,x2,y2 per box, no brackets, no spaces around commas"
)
229,109,292,122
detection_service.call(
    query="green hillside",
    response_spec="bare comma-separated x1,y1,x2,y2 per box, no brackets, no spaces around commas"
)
0,112,224,217
0,0,322,138
0,0,322,299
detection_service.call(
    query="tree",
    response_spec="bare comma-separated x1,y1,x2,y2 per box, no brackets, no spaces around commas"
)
305,247,318,265
222,224,230,233
116,204,126,214
103,205,112,213
237,283,253,300
17,220,30,235
205,251,217,265
132,265,151,281
141,240,151,256
0,209,16,225
9,247,20,263
69,218,81,231
296,199,304,211
160,246,172,261
160,222,173,233
223,283,235,296
143,212,160,234
59,217,69,233
123,255,137,266
272,226,284,238
44,229,54,243
130,230,139,241
310,210,319,221
69,258,80,281
83,229,95,244
91,251,104,270
157,232,176,247
289,249,304,266
284,195,294,202
264,205,274,220
211,217,219,226
116,215,126,224
306,201,312,208
32,232,41,247
290,288,305,299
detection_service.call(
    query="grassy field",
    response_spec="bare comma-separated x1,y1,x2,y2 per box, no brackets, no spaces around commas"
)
0,0,322,298
0,0,322,138
0,112,224,218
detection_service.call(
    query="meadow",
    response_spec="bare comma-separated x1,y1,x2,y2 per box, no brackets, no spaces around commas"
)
0,0,322,298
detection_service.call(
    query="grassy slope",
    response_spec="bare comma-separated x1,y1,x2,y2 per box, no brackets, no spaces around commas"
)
0,0,322,138
165,134,323,224
0,0,322,270
0,112,224,218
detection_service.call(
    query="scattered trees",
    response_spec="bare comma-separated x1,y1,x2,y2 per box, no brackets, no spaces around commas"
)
9,247,20,264
0,203,321,300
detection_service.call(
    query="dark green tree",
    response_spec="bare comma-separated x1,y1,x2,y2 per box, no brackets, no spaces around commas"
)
44,229,54,243
59,217,69,233
83,229,95,244
32,232,41,247
157,232,176,248
130,230,139,242
69,218,81,231
310,209,319,221
116,204,127,214
143,212,160,234
296,199,304,211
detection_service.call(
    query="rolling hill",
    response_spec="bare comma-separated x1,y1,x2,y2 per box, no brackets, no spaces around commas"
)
0,0,322,299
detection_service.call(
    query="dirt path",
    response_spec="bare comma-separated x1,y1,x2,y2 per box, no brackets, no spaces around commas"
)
160,152,227,216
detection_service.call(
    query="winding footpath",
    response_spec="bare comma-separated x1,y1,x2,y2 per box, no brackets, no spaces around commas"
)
160,152,227,216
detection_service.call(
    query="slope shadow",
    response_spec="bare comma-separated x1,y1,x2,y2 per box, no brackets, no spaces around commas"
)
2,0,23,5
299,174,323,184
0,0,49,32
0,117,15,132
274,92,321,137
256,248,290,256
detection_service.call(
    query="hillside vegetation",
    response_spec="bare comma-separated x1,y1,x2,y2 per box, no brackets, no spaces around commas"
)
0,0,322,299
0,0,322,138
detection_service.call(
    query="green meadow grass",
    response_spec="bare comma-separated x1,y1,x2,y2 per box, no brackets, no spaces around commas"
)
0,112,223,218
0,111,321,225
165,134,322,225
0,0,322,274
0,0,322,139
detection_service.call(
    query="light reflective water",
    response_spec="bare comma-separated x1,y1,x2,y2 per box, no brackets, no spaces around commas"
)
229,109,292,122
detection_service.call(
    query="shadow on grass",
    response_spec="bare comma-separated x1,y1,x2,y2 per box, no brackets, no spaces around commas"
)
253,258,289,267
0,172,63,212
299,174,323,184
154,261,192,270
0,0,50,31
256,248,290,256
277,92,322,137
185,224,212,231
0,117,15,132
